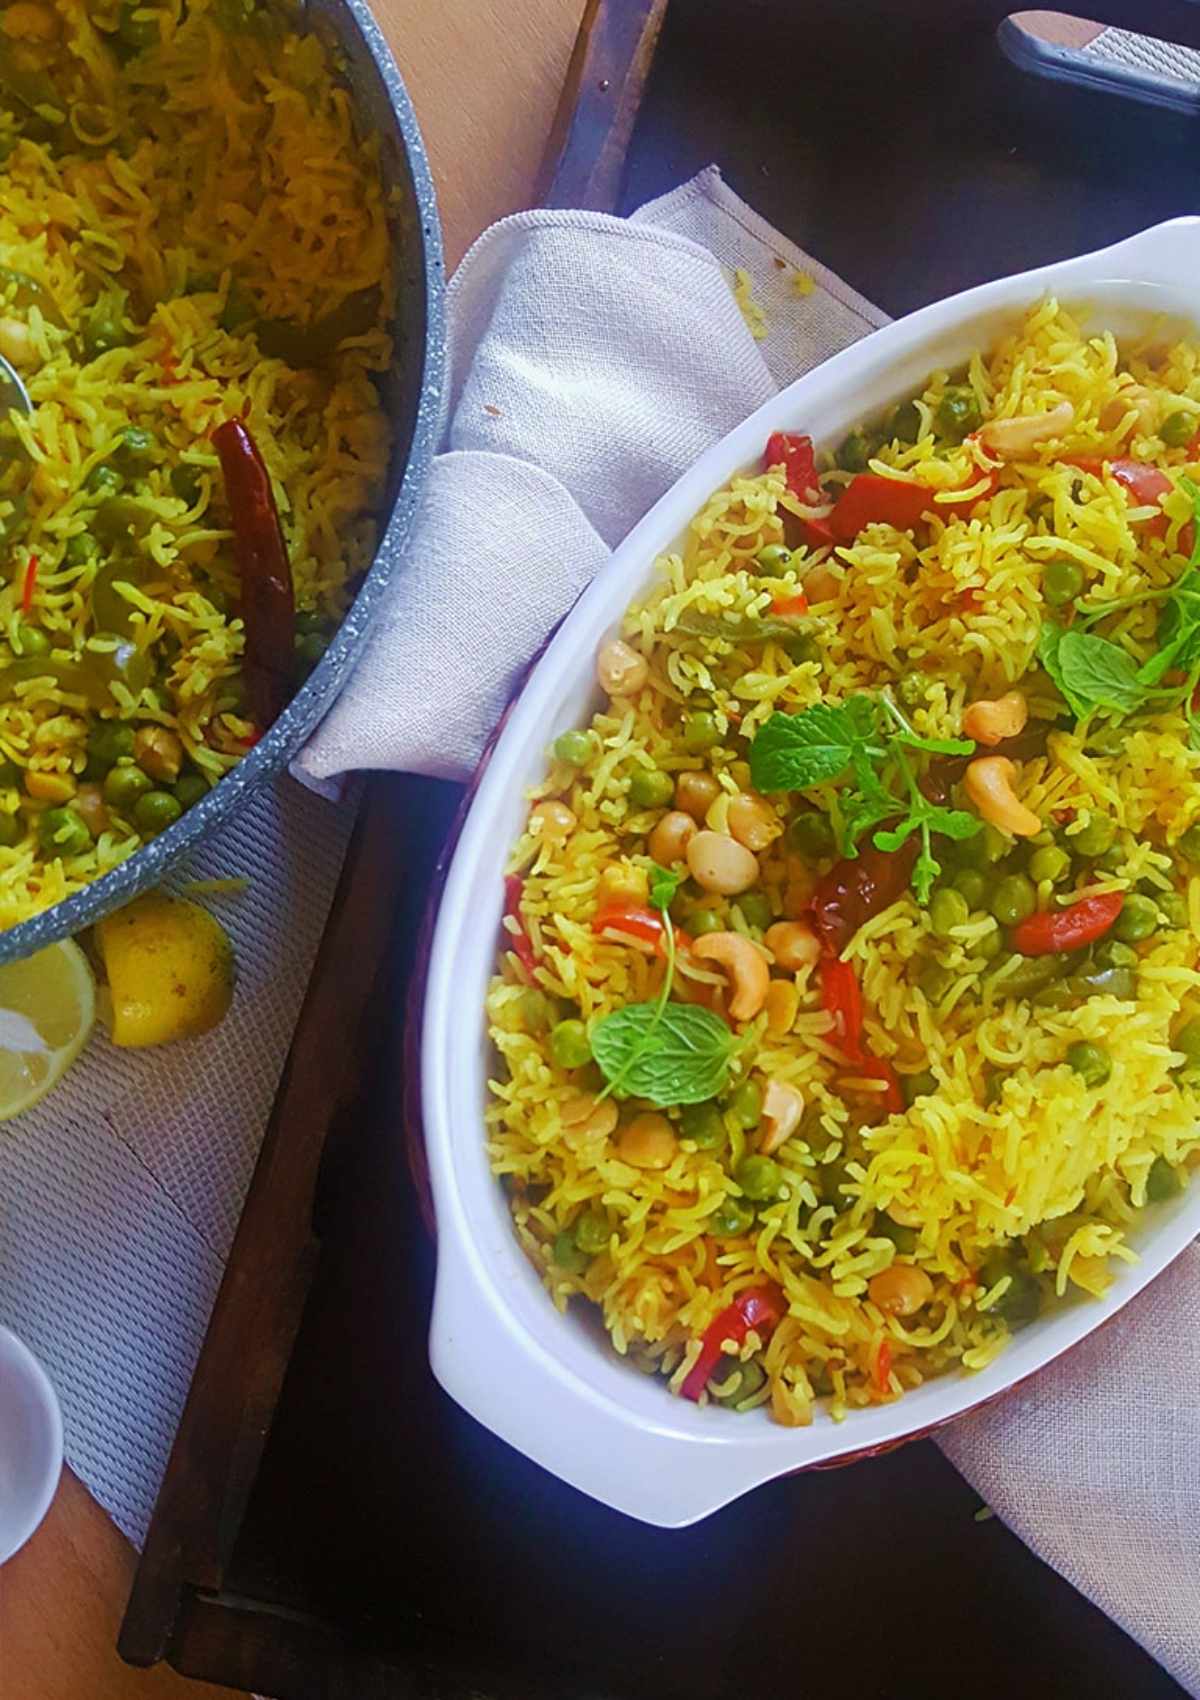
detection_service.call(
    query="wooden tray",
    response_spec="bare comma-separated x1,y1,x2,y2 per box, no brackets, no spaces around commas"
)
121,3,1200,1694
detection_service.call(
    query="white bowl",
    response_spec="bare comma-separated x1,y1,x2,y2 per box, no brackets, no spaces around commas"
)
423,216,1200,1528
0,1325,62,1562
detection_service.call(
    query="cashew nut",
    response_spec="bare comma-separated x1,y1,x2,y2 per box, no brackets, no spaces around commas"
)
764,919,821,971
0,317,36,372
868,1264,933,1317
596,637,648,696
764,979,799,1036
559,1094,619,1141
962,690,1028,747
727,792,781,852
964,755,1041,837
759,1079,804,1154
803,563,840,602
978,400,1074,458
691,930,770,1021
617,1113,677,1169
686,830,759,895
1099,384,1158,436
648,809,697,865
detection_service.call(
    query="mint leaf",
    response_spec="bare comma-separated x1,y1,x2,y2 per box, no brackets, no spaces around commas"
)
1039,621,1144,718
1138,566,1200,687
590,1001,734,1107
648,862,682,912
1059,630,1144,714
749,696,881,793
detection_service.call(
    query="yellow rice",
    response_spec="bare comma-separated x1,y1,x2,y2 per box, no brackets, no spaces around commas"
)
0,0,390,927
487,300,1200,1425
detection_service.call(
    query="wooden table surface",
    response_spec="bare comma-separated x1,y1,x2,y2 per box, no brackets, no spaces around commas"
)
0,3,584,1695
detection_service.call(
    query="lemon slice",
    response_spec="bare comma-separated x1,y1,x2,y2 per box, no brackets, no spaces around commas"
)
0,939,95,1121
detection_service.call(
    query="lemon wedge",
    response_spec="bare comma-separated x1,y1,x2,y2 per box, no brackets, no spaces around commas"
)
0,939,95,1121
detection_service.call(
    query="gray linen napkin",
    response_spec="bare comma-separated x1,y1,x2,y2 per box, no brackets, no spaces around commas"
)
298,165,1200,1695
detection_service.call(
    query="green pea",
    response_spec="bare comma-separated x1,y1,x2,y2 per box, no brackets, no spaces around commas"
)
1172,1017,1200,1070
1070,814,1117,858
788,809,836,859
980,1254,1042,1326
710,1197,755,1237
836,429,874,473
550,1018,591,1070
37,806,90,857
114,425,157,468
0,756,18,789
875,1212,918,1253
975,920,1004,960
0,810,21,847
1032,981,1078,1011
86,463,123,499
551,1229,589,1274
1093,937,1138,970
102,764,153,810
170,463,203,505
82,310,129,360
956,822,1010,870
553,728,596,767
1113,893,1159,943
754,543,793,574
1146,1156,1183,1202
627,768,674,809
65,531,98,567
952,868,987,908
1160,409,1196,448
894,671,929,710
574,1210,612,1256
12,623,49,658
681,710,721,754
917,960,954,1002
888,398,923,444
710,1356,767,1407
1066,1041,1111,1087
1028,845,1071,884
688,908,724,937
133,789,183,835
516,988,555,1033
991,873,1036,926
736,891,773,931
1042,558,1084,609
680,1100,725,1150
935,385,982,441
115,0,160,55
901,1070,936,1108
86,720,134,772
784,631,821,666
736,1154,782,1201
1067,963,1138,1002
930,886,970,939
1176,823,1200,863
174,774,209,809
990,951,1070,997
1157,890,1189,929
726,1078,762,1129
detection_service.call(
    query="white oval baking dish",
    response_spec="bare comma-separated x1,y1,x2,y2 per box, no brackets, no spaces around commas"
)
422,217,1200,1528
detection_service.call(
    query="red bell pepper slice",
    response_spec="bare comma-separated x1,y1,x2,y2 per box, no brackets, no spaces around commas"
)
829,473,930,542
1065,457,1173,538
771,591,810,617
819,955,865,1063
502,874,537,974
764,431,820,501
19,553,37,615
1010,891,1123,957
592,904,690,958
855,1054,904,1115
680,1283,786,1402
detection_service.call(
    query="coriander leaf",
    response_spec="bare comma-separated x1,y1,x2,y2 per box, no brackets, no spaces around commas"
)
911,839,941,906
749,696,881,793
839,748,899,853
928,806,985,841
590,1001,734,1107
893,731,975,757
1182,475,1200,569
872,818,917,853
648,862,682,912
1058,629,1144,714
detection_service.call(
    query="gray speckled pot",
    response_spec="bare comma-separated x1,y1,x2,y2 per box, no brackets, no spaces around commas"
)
0,0,446,963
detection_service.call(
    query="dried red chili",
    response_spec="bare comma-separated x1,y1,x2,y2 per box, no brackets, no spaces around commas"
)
212,417,295,728
680,1283,786,1402
810,839,919,957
